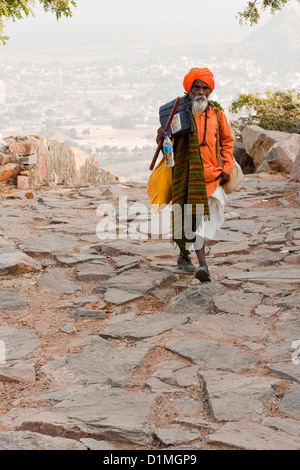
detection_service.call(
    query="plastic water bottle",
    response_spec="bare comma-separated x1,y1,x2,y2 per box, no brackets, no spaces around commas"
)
163,132,175,167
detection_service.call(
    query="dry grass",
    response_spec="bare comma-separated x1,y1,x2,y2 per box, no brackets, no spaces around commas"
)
0,182,15,196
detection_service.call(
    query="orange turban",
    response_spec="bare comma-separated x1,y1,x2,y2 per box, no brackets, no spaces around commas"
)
183,68,215,94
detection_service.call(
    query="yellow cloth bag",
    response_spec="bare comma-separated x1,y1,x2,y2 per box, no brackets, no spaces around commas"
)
147,157,173,213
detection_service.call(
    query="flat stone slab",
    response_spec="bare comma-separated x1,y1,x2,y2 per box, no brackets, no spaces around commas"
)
165,338,259,372
20,386,156,446
168,283,227,315
0,326,40,365
100,312,190,341
36,269,81,294
0,249,42,274
0,362,36,384
0,288,28,312
111,255,142,268
207,421,300,450
0,431,87,450
154,427,200,447
76,262,114,281
99,268,176,294
99,240,175,257
104,288,144,305
275,320,300,340
55,253,105,266
265,362,300,383
40,336,157,387
279,385,300,418
72,308,107,320
150,361,199,388
262,417,300,437
199,370,280,422
226,267,300,283
18,233,78,256
176,315,269,342
210,242,250,256
80,438,117,450
213,291,263,316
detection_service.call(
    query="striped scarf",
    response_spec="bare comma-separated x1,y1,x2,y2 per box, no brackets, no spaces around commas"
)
171,120,210,258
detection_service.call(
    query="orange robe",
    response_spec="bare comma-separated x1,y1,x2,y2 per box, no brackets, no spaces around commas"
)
194,107,235,198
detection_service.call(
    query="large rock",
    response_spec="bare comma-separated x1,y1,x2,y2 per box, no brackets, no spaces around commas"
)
291,152,300,181
233,142,255,174
9,141,39,156
31,137,118,186
265,134,300,173
242,125,291,169
0,135,118,187
0,163,21,183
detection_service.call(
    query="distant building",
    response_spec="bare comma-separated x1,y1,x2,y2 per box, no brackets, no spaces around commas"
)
0,80,5,105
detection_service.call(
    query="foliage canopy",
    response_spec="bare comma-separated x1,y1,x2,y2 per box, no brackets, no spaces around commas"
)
0,0,76,44
230,90,300,136
237,0,299,25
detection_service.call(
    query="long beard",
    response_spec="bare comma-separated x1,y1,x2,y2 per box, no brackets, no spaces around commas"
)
191,95,209,115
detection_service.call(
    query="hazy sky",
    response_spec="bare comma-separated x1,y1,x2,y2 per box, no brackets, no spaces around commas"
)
2,0,299,53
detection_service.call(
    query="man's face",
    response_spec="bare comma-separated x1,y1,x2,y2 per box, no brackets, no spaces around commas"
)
190,79,211,115
190,79,211,98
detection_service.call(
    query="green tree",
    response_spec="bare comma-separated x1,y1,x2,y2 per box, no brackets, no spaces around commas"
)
0,0,76,45
229,90,300,135
237,0,299,25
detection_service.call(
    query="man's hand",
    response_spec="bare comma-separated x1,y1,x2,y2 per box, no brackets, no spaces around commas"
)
156,127,167,144
216,171,230,186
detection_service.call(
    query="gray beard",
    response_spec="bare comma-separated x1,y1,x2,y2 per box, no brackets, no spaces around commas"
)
191,95,209,115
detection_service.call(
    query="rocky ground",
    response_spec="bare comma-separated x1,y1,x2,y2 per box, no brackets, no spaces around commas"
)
0,173,299,451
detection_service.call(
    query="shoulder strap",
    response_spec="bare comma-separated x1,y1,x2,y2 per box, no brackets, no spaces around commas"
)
214,108,224,168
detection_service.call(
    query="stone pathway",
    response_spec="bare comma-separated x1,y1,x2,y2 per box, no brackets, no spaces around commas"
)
0,175,299,450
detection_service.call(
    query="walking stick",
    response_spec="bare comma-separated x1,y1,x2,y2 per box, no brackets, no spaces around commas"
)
149,96,181,171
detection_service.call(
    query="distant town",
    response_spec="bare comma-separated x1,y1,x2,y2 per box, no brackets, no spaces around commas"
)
0,14,299,182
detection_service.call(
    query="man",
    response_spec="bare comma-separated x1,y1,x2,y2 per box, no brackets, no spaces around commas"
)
157,67,235,282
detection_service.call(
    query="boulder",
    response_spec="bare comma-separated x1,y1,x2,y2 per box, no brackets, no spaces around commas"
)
0,139,9,153
291,152,300,182
0,163,21,183
265,134,300,173
233,142,255,174
31,136,118,186
242,125,290,169
0,135,118,187
9,141,39,156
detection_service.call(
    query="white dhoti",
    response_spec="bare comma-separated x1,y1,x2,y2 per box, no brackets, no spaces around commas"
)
187,185,227,251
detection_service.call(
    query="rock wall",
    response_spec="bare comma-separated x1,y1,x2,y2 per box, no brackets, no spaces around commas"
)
0,135,118,188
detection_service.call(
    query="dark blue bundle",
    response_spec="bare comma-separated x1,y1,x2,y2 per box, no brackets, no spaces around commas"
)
159,94,194,137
